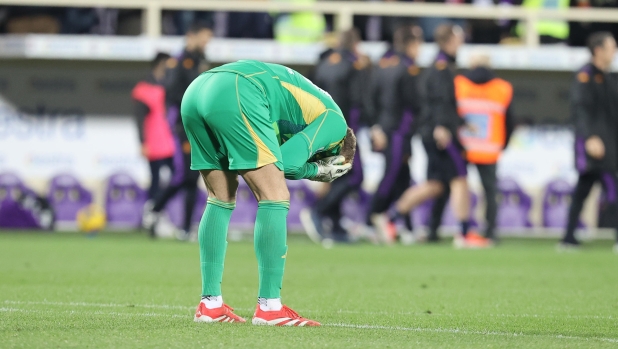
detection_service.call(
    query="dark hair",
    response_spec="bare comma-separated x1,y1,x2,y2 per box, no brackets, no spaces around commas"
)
339,28,361,52
151,52,170,69
587,32,614,55
393,25,423,53
341,128,357,164
187,21,213,35
434,23,459,47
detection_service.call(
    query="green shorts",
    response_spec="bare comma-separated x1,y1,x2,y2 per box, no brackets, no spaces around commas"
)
180,72,283,171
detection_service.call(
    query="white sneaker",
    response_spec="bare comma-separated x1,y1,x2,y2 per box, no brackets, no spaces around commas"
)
142,203,159,230
174,229,191,241
371,214,396,245
399,229,416,246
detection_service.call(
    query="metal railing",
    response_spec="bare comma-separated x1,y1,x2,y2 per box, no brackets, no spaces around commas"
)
1,0,617,46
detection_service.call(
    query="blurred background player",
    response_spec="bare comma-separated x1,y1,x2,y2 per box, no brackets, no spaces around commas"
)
363,25,424,244
560,32,618,251
381,24,490,248
301,28,371,245
428,53,515,243
132,52,176,202
144,22,212,240
182,60,354,326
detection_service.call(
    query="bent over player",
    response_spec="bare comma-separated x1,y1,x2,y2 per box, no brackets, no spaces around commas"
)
181,60,356,326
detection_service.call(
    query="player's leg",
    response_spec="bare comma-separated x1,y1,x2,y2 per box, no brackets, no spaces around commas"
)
427,187,450,242
181,72,246,323
477,164,498,240
240,163,290,300
380,149,414,244
178,160,201,239
367,133,411,243
197,170,238,298
449,176,473,244
147,159,161,200
561,172,596,246
302,177,355,245
212,73,318,326
368,133,405,220
599,172,618,250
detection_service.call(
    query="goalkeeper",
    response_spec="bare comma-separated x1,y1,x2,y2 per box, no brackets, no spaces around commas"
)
182,60,355,326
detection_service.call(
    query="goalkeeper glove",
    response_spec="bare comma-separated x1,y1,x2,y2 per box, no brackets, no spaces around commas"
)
310,155,352,183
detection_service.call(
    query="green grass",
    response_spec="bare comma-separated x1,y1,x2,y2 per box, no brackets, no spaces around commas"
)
1,232,617,348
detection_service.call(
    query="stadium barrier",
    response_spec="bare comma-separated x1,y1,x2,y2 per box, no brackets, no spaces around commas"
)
1,0,618,46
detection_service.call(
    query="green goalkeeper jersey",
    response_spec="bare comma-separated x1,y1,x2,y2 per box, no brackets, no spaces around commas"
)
209,60,345,150
181,60,348,179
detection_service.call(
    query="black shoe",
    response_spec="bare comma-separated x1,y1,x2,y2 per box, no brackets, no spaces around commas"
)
557,237,581,251
426,232,441,243
484,232,499,245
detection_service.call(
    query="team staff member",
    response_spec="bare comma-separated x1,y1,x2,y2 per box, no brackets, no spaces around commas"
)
561,32,618,251
145,22,212,239
363,25,424,244
182,60,355,325
423,53,516,243
132,53,176,201
301,28,371,244
381,24,490,248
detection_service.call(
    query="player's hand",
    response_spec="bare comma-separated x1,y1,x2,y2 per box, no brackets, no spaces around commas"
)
140,144,149,158
586,136,605,159
433,126,452,149
311,155,352,183
371,126,388,151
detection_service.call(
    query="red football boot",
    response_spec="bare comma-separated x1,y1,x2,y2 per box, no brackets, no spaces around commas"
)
252,305,320,327
194,301,246,323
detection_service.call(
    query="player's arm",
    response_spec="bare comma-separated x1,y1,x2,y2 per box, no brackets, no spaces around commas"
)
280,110,349,181
134,101,149,144
571,72,595,139
428,69,463,129
504,103,515,149
571,71,603,159
134,100,149,157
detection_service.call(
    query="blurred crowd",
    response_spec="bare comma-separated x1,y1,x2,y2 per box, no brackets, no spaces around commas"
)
1,0,618,45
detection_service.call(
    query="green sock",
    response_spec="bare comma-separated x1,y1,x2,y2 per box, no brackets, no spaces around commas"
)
199,197,235,297
254,200,289,299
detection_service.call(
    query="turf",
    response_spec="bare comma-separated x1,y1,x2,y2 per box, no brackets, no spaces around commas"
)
1,232,617,348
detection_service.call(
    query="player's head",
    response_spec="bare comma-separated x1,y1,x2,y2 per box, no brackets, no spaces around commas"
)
340,128,357,164
151,52,170,81
339,28,361,53
588,32,616,71
393,25,424,59
186,21,213,53
434,23,464,56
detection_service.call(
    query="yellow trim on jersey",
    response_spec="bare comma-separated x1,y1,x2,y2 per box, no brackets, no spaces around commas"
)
235,76,278,168
279,81,327,124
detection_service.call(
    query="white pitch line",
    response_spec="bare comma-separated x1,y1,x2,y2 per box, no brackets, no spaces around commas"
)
2,306,617,344
325,323,618,344
3,300,194,311
316,309,615,320
4,300,616,321
0,307,186,318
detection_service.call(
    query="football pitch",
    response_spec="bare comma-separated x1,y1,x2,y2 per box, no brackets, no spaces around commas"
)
1,232,617,348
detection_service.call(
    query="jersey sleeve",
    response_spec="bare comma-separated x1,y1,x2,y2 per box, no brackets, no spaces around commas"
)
571,71,595,139
280,109,348,180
